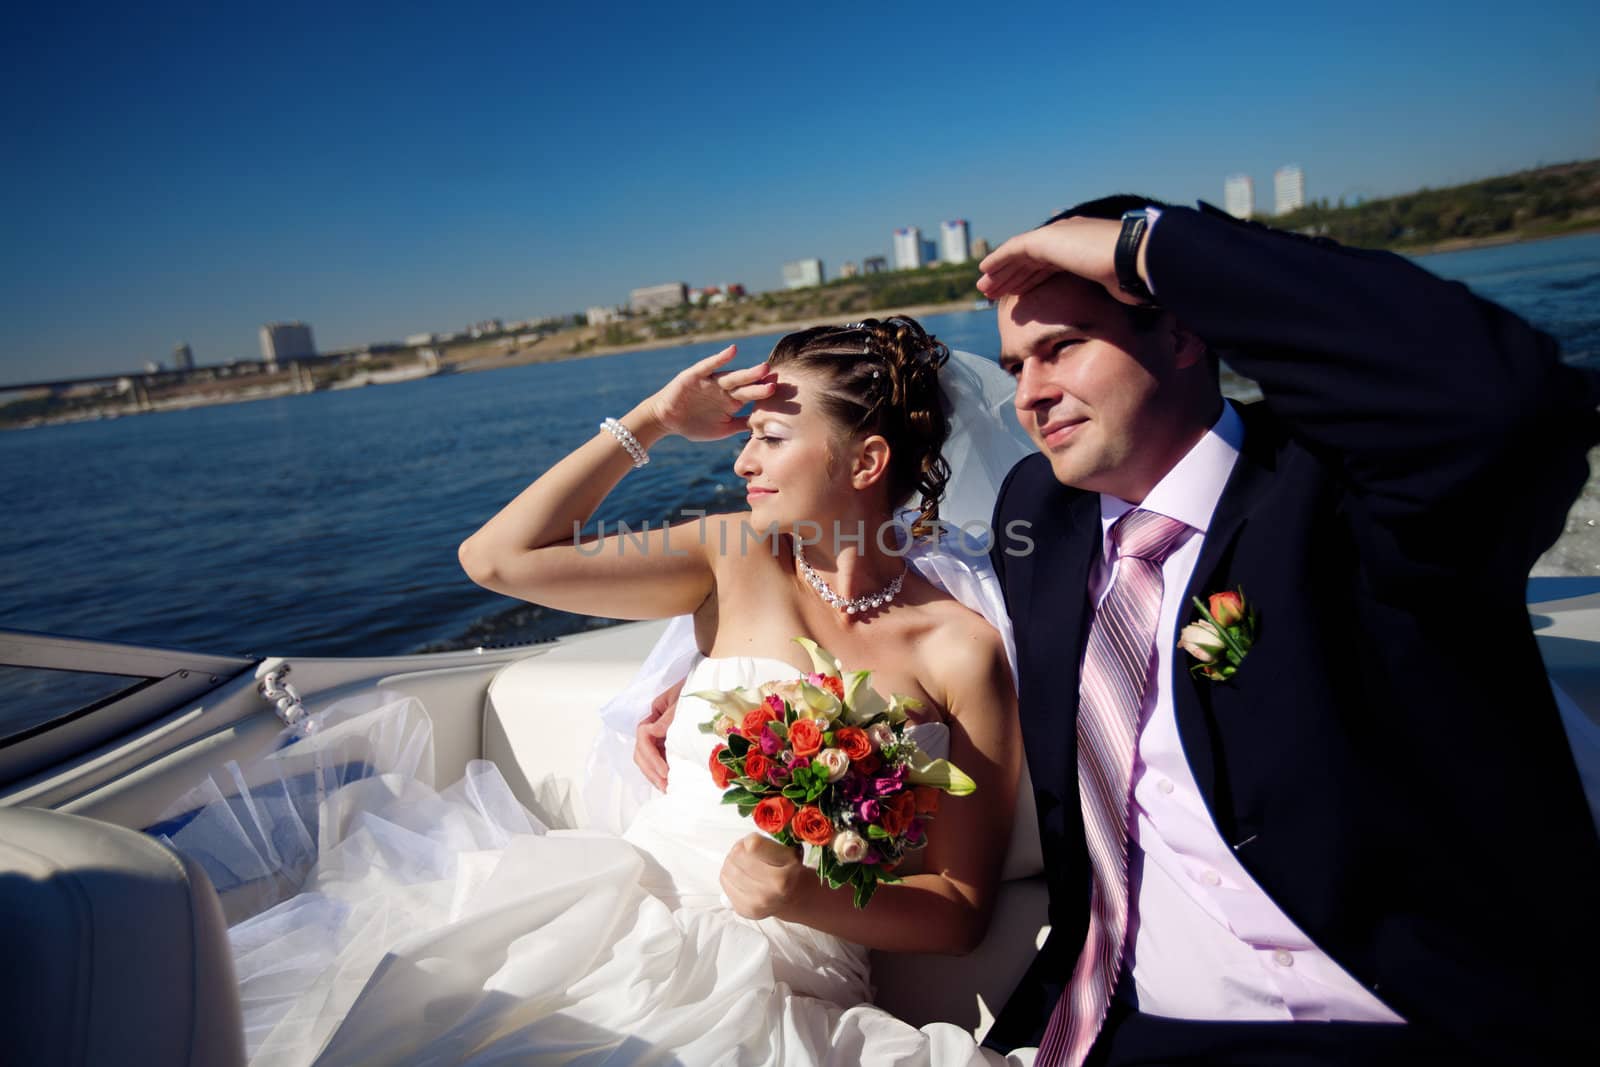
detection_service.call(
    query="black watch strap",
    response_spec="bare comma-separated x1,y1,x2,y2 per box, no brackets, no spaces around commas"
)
1115,209,1157,305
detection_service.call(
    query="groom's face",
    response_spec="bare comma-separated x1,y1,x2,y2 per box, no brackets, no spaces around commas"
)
998,273,1190,500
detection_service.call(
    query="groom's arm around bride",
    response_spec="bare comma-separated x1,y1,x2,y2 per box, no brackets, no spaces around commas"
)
982,197,1600,1066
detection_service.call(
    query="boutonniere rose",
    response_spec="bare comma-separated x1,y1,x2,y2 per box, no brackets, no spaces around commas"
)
1178,589,1258,681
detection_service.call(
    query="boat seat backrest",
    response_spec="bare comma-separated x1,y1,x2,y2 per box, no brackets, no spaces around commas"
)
0,805,246,1067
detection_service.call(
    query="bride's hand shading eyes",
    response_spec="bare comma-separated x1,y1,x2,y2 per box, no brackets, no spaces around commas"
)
647,346,777,442
720,833,808,920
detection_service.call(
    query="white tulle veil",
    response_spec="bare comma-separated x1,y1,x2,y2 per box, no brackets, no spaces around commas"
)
583,348,1034,833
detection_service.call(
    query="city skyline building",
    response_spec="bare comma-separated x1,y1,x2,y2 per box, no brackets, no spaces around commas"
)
628,282,688,314
173,343,194,371
1225,174,1254,219
940,219,971,264
862,256,887,274
259,322,315,366
781,258,825,289
892,227,923,270
1275,165,1306,215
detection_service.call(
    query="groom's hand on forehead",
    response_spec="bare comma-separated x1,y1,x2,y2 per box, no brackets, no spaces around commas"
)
977,215,1138,303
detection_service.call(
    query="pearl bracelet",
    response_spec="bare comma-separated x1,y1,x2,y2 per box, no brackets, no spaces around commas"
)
600,417,649,468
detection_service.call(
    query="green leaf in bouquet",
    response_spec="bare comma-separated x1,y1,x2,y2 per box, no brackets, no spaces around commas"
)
720,786,760,806
865,824,891,840
875,870,903,886
805,781,828,803
781,784,809,801
774,829,795,847
767,719,789,742
735,777,766,792
727,733,752,756
737,803,758,817
852,872,878,910
818,849,846,890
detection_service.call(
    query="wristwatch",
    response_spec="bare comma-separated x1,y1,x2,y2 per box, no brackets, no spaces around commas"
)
1115,208,1157,305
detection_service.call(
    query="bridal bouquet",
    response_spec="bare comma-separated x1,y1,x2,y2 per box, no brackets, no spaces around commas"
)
695,638,976,908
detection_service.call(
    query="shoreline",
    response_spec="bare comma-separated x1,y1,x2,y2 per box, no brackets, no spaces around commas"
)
1395,222,1600,258
450,298,988,374
8,222,1598,431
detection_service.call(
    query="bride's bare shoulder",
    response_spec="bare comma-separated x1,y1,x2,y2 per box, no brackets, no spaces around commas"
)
913,597,1012,719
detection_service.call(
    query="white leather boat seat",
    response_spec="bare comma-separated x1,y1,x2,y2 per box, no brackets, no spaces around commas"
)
0,805,245,1067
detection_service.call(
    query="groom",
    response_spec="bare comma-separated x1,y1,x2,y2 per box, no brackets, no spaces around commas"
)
980,197,1600,1066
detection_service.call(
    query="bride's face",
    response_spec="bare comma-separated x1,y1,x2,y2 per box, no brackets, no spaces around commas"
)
733,368,859,529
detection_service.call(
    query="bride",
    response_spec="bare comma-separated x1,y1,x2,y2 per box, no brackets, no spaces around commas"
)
198,317,1032,1065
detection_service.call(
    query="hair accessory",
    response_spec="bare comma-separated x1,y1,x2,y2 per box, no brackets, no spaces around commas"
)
599,417,649,468
794,540,906,615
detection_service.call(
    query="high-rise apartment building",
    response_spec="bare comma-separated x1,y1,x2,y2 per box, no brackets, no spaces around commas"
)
1224,174,1254,219
782,258,825,289
940,219,971,264
1274,165,1306,215
260,322,315,366
173,343,195,371
892,227,923,270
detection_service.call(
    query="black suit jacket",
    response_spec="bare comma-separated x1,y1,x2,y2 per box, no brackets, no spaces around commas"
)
986,205,1600,1064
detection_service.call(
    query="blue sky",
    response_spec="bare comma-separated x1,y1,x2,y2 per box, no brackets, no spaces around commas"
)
3,1,1597,382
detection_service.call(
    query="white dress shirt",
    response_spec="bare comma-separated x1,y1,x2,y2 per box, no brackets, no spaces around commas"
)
1089,400,1404,1023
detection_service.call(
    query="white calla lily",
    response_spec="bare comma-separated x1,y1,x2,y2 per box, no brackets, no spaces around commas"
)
906,748,978,796
793,636,843,679
882,693,921,725
842,670,889,724
687,686,764,715
795,680,844,721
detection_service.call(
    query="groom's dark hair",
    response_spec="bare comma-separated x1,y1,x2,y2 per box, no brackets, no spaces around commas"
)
1040,193,1219,382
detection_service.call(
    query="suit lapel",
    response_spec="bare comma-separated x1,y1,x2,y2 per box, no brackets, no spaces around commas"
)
1171,401,1280,808
1026,489,1100,856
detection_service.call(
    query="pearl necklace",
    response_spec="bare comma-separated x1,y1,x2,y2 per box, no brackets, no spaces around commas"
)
793,541,906,615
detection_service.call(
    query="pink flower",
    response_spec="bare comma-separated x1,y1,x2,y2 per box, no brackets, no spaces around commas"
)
1177,621,1226,664
832,830,868,863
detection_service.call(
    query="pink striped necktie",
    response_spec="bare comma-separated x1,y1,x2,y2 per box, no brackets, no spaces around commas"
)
1038,508,1191,1067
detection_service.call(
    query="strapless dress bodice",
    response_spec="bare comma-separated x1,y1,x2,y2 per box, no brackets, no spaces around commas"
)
620,654,949,1006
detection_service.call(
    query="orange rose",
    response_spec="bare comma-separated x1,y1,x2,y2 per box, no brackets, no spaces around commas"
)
792,805,834,845
752,795,796,835
709,745,734,789
911,785,940,814
1208,590,1245,628
821,675,845,700
788,719,824,757
741,705,779,739
852,753,882,776
834,726,872,761
879,791,917,837
743,751,773,783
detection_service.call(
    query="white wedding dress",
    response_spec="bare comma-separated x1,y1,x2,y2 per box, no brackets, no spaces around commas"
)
210,655,1010,1067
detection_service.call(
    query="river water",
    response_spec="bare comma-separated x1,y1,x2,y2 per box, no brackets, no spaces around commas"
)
3,233,1598,659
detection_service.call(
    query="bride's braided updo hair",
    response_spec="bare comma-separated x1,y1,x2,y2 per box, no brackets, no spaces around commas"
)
766,316,951,539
